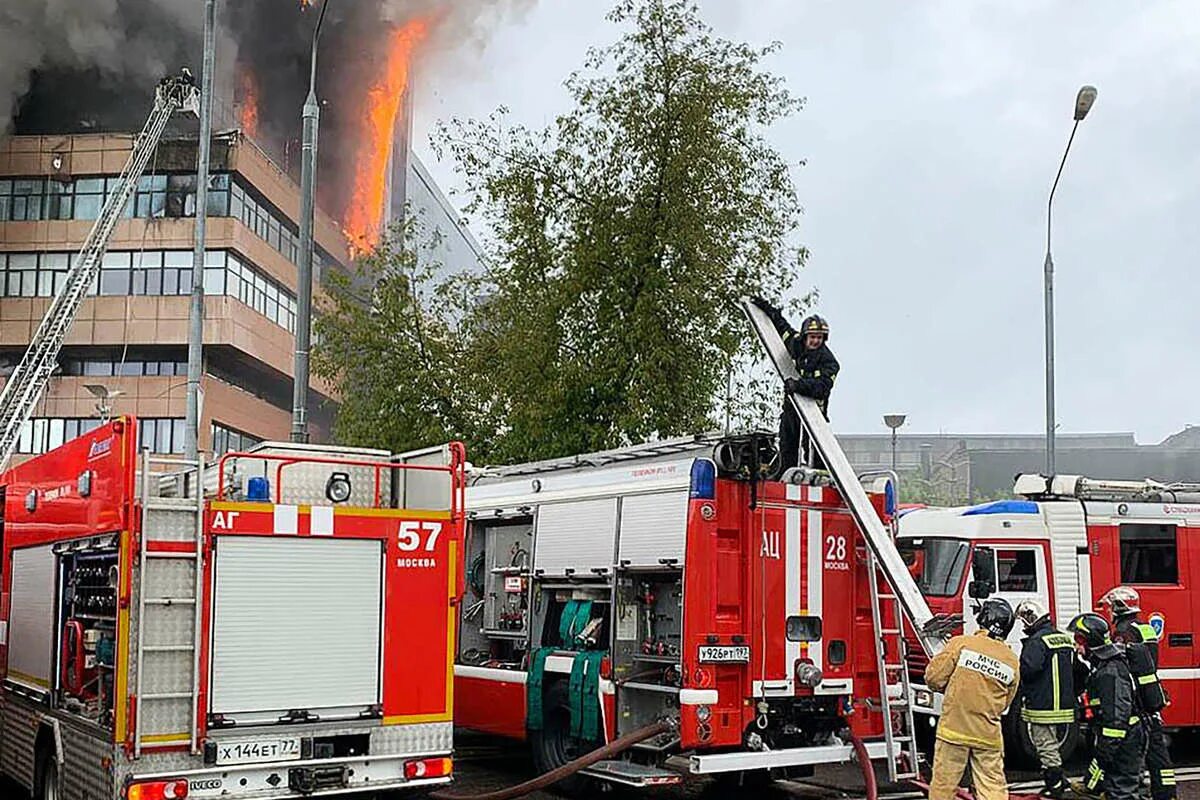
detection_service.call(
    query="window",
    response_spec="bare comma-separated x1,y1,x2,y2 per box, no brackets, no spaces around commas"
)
898,538,970,597
15,417,102,454
996,549,1038,592
1120,524,1178,585
1,250,301,332
137,418,187,455
211,422,262,456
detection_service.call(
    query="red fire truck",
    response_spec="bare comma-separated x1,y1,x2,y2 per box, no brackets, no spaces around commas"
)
899,473,1200,762
0,417,464,799
453,432,935,788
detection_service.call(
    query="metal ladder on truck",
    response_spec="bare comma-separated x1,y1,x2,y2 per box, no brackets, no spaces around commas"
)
0,71,200,473
132,448,207,756
867,552,921,781
741,297,957,779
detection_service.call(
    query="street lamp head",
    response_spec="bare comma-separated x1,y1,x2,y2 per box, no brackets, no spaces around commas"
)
1074,85,1098,121
883,414,907,431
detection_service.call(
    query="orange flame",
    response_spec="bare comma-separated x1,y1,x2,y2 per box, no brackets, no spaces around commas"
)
343,18,429,255
238,70,260,138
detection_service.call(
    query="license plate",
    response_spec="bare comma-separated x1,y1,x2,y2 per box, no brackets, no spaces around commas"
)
215,737,302,766
698,645,750,663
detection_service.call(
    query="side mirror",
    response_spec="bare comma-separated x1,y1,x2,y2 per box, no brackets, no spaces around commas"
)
968,545,996,600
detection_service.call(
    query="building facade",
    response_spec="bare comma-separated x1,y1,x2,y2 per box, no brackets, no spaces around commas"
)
0,131,349,464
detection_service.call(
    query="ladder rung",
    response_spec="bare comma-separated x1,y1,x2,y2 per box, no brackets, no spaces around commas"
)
876,593,897,600
889,736,913,743
880,628,901,635
883,663,905,670
146,551,198,559
140,692,192,700
143,645,194,653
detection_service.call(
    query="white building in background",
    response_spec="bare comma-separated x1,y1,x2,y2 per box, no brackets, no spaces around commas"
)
405,153,486,278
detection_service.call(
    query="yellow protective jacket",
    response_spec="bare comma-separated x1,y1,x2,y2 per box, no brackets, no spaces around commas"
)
925,630,1020,749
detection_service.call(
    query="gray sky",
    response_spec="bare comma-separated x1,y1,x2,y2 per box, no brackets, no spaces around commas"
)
411,1,1200,442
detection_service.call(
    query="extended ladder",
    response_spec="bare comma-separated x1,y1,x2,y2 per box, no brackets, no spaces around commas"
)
0,72,200,473
741,297,948,657
867,552,921,782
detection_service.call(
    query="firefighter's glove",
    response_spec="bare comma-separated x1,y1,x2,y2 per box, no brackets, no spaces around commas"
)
750,296,778,315
784,377,800,395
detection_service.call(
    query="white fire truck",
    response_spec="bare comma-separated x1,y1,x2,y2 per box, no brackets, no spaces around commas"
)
450,300,955,789
0,418,464,799
899,473,1200,762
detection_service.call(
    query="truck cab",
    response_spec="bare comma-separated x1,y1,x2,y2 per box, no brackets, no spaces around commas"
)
898,475,1200,761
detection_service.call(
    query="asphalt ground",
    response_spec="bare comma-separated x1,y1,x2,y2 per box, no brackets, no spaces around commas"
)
3,731,1197,799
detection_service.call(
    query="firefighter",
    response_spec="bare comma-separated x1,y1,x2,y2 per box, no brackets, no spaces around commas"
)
1016,600,1074,798
1070,612,1147,800
1099,586,1174,800
924,597,1020,800
749,298,839,475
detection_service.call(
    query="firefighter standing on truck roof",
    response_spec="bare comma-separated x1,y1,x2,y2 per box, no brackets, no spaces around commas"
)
1099,586,1175,800
1016,600,1075,799
749,297,839,477
1070,612,1147,800
924,597,1020,800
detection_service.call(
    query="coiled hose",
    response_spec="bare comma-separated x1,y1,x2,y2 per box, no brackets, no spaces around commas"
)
429,721,671,800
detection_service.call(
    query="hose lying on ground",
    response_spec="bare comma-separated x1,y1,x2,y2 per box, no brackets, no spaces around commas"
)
850,733,880,800
429,721,672,800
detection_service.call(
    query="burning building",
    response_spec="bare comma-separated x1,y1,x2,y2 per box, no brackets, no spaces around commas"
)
0,0,495,462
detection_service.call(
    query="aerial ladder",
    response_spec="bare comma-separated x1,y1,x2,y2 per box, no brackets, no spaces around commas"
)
1015,472,1200,503
742,298,958,781
0,72,200,472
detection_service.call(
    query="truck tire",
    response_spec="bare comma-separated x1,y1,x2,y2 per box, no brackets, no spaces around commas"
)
530,680,597,795
34,748,59,800
1003,712,1079,768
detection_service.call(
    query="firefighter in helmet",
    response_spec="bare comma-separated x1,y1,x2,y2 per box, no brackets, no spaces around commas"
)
1015,600,1074,798
749,298,839,476
924,597,1020,800
1071,612,1146,800
1099,586,1174,800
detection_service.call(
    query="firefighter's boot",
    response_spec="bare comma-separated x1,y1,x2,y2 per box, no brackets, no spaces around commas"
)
1041,768,1067,799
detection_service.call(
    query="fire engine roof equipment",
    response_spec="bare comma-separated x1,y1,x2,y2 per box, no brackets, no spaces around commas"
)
741,297,950,656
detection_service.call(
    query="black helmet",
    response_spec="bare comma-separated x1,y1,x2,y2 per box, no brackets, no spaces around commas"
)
1070,612,1112,651
976,597,1015,639
800,315,830,340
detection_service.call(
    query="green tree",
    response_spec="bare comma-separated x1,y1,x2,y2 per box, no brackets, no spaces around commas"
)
317,0,807,463
436,0,807,461
312,216,497,455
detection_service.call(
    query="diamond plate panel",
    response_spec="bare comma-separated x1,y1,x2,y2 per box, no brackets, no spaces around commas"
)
142,559,196,600
61,720,117,800
140,695,193,740
0,692,39,790
144,506,202,542
142,604,194,648
140,651,193,694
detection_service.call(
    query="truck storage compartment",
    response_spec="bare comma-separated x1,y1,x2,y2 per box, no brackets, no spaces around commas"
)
210,536,384,725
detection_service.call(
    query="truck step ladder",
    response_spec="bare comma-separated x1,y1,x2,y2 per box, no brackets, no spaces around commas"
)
741,297,948,658
867,551,922,782
580,761,684,788
0,72,199,473
132,449,206,756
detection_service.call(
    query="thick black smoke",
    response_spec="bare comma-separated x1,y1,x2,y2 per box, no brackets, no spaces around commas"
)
1,0,532,223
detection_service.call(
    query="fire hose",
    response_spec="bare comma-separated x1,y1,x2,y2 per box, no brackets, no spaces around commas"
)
429,721,672,800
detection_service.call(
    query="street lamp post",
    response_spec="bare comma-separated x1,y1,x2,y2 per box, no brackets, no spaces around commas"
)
1044,84,1097,475
883,414,907,473
291,0,333,443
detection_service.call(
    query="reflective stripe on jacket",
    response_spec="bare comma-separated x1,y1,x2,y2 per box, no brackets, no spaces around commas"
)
1019,618,1076,723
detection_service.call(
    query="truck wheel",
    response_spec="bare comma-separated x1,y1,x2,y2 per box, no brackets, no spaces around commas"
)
34,749,59,800
530,680,597,795
1004,713,1080,768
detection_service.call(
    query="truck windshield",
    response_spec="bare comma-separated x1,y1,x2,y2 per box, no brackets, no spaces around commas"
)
898,539,970,597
